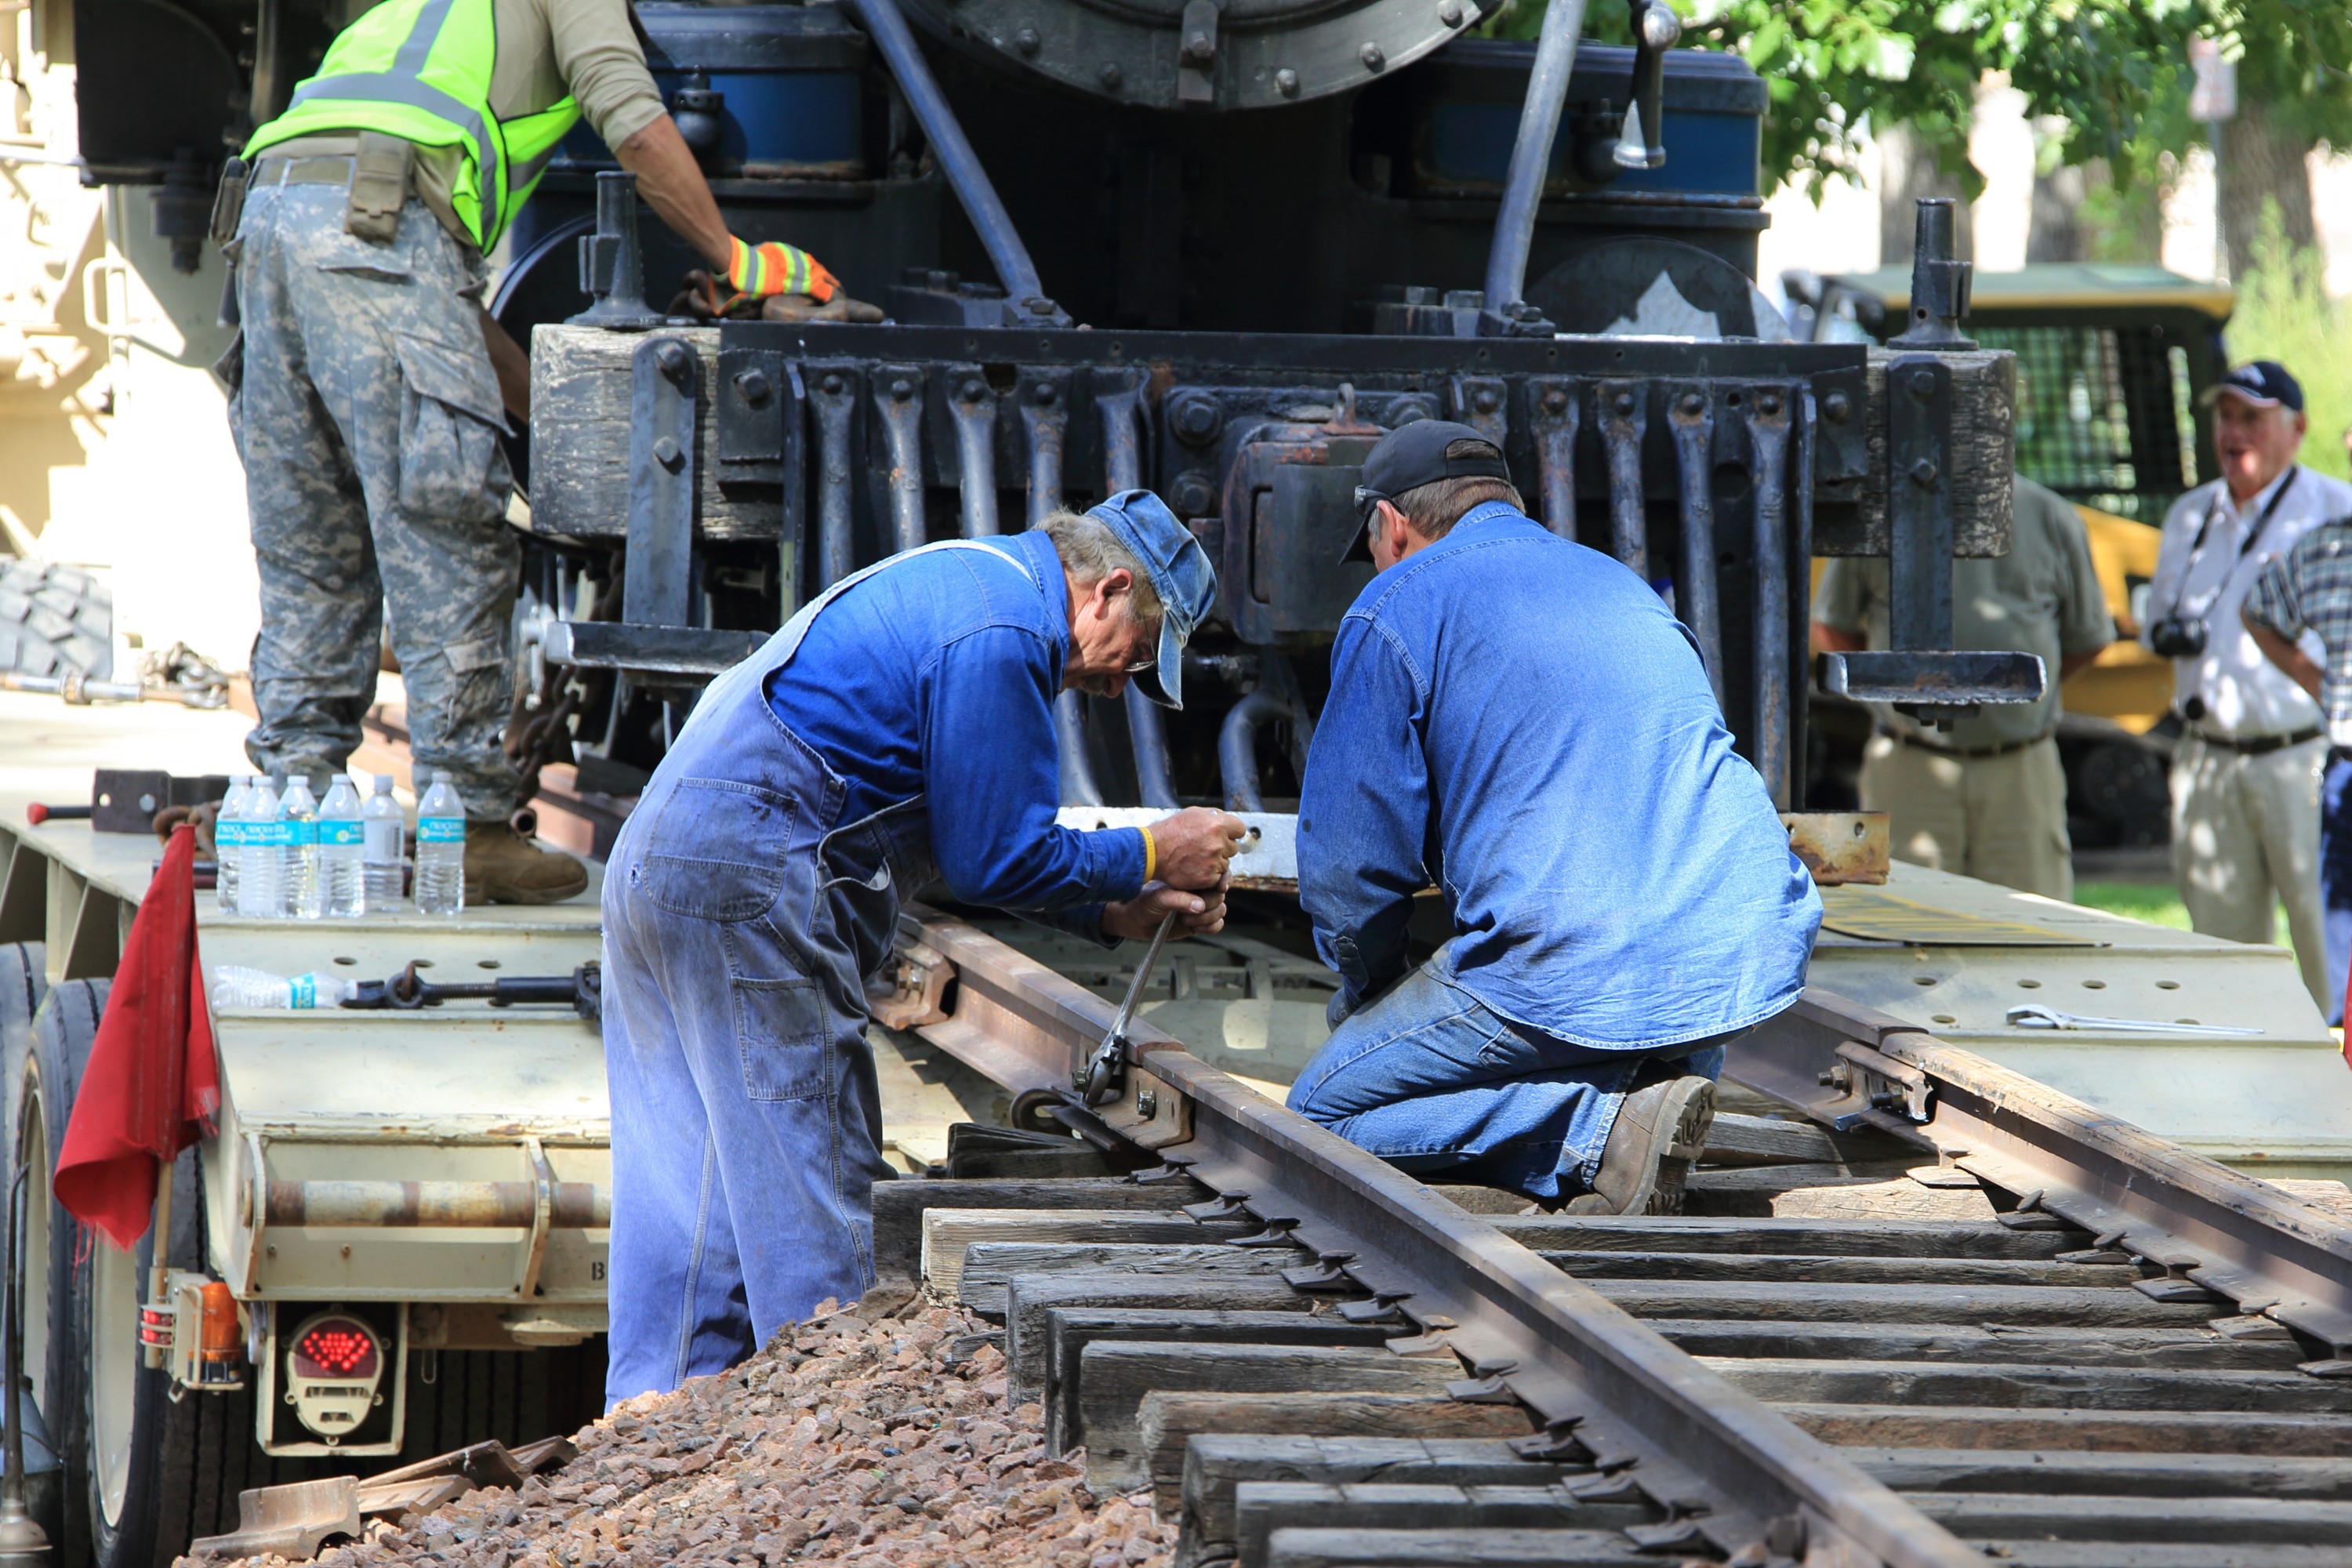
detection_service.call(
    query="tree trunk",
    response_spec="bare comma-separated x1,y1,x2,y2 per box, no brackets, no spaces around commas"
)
1879,123,1973,266
2218,97,2317,281
2027,155,2163,265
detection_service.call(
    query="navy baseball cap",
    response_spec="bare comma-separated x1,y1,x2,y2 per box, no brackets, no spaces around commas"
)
1088,489,1218,710
1341,420,1512,563
2201,361,2305,413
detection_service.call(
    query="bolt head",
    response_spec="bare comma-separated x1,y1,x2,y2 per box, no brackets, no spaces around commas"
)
1473,387,1498,412
734,368,771,405
1439,0,1462,22
1909,458,1939,486
1542,389,1567,413
1613,391,1635,416
655,341,689,380
891,377,913,401
1823,390,1851,423
1275,67,1299,96
1099,62,1123,89
1359,41,1385,71
1173,395,1221,440
1182,30,1212,60
1759,391,1782,416
1174,476,1214,514
1033,382,1058,406
1677,392,1704,416
1908,368,1936,397
1014,25,1040,54
652,435,683,470
960,378,986,402
822,373,844,395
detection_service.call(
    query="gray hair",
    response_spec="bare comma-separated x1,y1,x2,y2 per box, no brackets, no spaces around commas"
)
1037,510,1164,621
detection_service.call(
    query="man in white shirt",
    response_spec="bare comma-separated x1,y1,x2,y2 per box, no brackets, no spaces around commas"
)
2143,361,2352,1010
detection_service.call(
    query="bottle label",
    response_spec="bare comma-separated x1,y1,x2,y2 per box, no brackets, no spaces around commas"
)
248,822,291,848
217,820,245,849
289,974,316,1009
364,819,402,861
288,820,318,848
320,822,365,848
416,817,466,845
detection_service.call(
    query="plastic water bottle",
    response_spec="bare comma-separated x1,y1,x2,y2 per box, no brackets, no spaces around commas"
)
238,775,285,920
280,776,321,920
414,772,466,917
213,777,250,916
209,965,360,1010
318,775,365,918
362,774,406,913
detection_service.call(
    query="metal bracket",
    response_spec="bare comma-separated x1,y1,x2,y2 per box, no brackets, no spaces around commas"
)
622,336,700,630
946,364,1002,538
1449,374,1508,448
1596,379,1648,577
873,364,929,556
1526,378,1580,543
1810,1040,1930,1129
1176,0,1219,104
716,346,789,484
809,365,862,592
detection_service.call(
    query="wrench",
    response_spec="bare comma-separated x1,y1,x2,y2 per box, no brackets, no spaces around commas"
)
2005,1003,2260,1037
1079,911,1175,1106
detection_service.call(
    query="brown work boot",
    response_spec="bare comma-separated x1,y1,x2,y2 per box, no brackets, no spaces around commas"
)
463,815,588,906
1575,1072,1718,1216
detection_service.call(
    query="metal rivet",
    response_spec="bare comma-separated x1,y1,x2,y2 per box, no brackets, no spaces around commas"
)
1823,390,1850,423
139,793,157,812
822,373,844,395
1275,67,1299,96
1014,25,1039,54
1099,62,1123,89
734,368,771,405
960,378,986,402
1909,458,1938,486
1439,0,1462,21
1908,369,1936,397
1473,387,1497,412
1613,392,1635,416
1359,41,1385,71
653,436,683,470
1034,382,1058,405
1677,393,1704,416
891,377,913,401
655,341,688,382
1759,391,1782,415
1542,389,1566,414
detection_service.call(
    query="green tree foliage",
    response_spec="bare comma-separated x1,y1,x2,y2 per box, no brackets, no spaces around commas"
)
2226,206,2352,483
1479,0,2352,200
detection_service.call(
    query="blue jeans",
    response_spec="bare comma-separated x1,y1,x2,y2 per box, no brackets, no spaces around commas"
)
2324,753,2352,1027
1285,956,1730,1200
601,711,915,1406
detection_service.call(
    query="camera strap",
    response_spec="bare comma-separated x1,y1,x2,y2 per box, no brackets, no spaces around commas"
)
2163,466,2301,626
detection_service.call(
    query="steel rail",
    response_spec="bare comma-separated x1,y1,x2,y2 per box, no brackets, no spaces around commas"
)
1731,988,2352,1365
898,907,1984,1566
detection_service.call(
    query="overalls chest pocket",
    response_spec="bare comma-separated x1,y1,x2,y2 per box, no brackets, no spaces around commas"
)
632,779,797,922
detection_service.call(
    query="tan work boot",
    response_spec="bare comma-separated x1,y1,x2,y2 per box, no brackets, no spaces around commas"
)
1570,1073,1717,1216
464,815,588,906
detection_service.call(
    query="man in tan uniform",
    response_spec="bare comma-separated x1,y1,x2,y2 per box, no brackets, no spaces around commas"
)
1812,476,2113,899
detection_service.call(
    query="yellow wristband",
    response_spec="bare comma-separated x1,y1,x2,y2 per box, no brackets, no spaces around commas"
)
1140,826,1156,884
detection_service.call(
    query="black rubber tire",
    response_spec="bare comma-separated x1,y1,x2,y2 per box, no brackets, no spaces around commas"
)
25,978,105,1568
0,561,113,681
0,942,44,1149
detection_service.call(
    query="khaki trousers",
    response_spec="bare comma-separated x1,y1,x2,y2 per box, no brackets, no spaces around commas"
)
2170,731,2328,1009
1859,733,2074,901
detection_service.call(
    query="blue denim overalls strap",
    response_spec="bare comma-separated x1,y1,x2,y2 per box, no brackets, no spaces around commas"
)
601,540,1037,1404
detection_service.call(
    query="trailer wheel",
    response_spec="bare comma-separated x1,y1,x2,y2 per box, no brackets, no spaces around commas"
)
24,978,106,1567
0,942,43,1146
0,561,114,681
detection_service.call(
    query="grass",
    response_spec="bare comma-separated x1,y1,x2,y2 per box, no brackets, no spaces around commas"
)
2074,880,2293,948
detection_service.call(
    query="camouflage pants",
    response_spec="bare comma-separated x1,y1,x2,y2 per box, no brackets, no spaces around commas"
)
225,178,519,818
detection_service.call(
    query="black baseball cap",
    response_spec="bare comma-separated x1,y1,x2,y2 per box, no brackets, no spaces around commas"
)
1340,420,1512,563
2201,360,2305,413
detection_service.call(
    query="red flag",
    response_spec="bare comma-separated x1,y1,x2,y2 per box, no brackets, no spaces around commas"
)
55,825,220,1250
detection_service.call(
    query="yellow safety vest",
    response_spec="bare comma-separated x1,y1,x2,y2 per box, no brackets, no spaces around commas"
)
245,0,583,252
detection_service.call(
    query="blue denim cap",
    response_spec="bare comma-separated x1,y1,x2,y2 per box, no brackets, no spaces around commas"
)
1087,488,1218,709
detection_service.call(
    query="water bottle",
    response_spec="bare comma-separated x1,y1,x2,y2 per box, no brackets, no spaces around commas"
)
280,776,321,920
318,775,365,918
362,774,406,913
209,965,360,1010
213,777,250,916
414,772,466,917
238,775,285,919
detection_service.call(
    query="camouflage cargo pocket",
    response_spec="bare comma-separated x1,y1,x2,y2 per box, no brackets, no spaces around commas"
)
391,329,510,521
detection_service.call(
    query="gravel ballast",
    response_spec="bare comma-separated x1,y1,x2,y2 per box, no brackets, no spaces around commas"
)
179,1288,1176,1568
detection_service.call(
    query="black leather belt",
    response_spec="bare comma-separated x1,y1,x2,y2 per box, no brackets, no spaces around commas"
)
2191,725,2321,757
1875,724,2053,760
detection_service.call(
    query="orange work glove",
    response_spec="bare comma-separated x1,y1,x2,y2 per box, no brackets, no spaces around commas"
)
726,235,842,302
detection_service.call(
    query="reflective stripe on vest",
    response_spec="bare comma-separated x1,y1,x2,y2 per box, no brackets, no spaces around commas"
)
245,0,581,251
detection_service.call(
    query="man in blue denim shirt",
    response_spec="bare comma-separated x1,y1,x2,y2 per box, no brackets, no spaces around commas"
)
601,493,1247,1403
1290,423,1822,1213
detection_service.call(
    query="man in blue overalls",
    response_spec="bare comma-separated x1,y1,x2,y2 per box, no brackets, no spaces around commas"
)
1290,423,1822,1215
602,492,1248,1401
